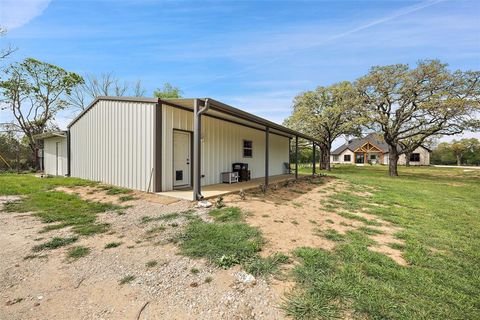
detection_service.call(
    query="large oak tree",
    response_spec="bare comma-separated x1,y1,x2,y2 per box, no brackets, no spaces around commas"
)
0,58,83,168
355,60,480,176
284,81,360,170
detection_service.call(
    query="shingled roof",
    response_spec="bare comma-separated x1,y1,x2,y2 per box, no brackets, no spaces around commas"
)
331,133,389,155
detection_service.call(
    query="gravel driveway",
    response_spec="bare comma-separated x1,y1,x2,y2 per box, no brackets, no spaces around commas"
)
0,194,285,320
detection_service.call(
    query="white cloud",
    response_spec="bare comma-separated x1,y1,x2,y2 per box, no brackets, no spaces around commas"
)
0,0,51,30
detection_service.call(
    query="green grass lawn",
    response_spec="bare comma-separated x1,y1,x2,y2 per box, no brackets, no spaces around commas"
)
288,165,480,319
0,173,121,236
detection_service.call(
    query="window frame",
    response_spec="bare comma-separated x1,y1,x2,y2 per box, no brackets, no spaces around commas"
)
410,153,420,162
344,154,351,162
243,139,253,158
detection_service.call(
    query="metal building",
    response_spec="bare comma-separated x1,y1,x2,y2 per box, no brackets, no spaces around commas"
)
40,97,319,200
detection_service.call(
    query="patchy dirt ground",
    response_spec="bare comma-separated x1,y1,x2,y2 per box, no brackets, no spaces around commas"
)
0,193,283,320
224,177,406,265
1,176,406,320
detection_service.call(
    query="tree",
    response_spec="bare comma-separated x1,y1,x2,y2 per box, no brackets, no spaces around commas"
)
153,83,182,99
284,82,360,170
0,58,84,169
355,60,480,176
0,27,16,61
67,72,146,111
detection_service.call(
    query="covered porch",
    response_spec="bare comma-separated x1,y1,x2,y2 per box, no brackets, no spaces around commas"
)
161,98,321,201
158,173,310,201
354,141,384,164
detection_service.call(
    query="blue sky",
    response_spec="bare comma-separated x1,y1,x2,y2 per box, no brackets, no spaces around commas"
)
1,0,479,145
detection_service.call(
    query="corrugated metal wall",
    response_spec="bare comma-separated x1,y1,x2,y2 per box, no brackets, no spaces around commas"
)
70,100,155,191
161,105,290,191
43,137,67,176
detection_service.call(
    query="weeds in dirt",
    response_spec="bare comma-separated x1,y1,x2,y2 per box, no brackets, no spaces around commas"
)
104,242,122,249
141,212,180,223
314,228,345,242
146,225,166,234
190,267,200,274
204,276,213,283
178,207,263,268
119,275,135,285
32,236,78,252
208,207,242,222
4,190,119,236
243,253,290,277
102,186,131,195
215,196,225,208
337,211,382,226
359,226,384,235
145,260,158,268
118,195,137,202
67,246,91,259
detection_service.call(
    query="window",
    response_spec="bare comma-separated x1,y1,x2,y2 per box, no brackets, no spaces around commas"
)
370,154,377,160
333,155,339,162
243,140,253,158
410,153,420,162
344,154,351,162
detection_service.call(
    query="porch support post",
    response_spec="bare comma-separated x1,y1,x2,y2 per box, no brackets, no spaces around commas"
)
312,142,316,175
265,126,269,188
193,99,202,200
295,135,299,180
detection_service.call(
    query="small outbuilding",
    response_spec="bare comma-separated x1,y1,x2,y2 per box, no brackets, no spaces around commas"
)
39,97,319,200
35,131,68,176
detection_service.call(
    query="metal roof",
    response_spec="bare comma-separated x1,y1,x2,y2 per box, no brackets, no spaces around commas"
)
68,96,320,143
33,131,67,140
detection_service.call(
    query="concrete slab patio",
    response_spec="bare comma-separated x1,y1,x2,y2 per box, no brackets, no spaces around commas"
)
158,174,310,201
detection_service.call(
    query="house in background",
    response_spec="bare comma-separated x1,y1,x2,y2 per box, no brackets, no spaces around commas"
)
37,97,319,200
330,133,430,166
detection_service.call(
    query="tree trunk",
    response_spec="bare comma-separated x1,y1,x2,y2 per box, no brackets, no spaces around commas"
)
456,155,461,166
319,146,327,170
324,146,331,171
388,145,399,176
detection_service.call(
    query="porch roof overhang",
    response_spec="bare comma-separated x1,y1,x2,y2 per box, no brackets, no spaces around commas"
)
161,98,320,143
33,131,67,140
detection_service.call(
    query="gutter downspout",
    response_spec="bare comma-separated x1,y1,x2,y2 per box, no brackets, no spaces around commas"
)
193,98,210,201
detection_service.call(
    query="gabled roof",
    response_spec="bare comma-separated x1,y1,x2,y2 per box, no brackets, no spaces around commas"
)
331,133,389,155
67,96,320,143
331,133,432,155
33,131,67,140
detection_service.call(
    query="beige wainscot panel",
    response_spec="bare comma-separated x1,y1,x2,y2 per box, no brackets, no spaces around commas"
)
43,137,67,176
70,99,155,191
161,105,290,191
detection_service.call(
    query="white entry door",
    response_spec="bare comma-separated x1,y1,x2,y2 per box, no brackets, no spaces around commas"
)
55,141,61,176
173,131,191,187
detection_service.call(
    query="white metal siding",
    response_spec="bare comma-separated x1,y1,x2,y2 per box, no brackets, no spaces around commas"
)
70,100,155,191
43,137,67,176
161,105,290,191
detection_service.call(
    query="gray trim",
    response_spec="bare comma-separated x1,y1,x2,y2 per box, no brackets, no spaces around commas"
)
204,98,319,143
265,127,269,188
160,98,293,140
154,102,162,192
295,136,299,180
67,129,71,176
68,96,316,143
